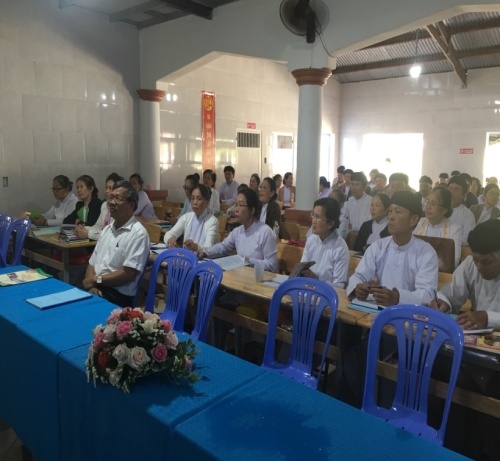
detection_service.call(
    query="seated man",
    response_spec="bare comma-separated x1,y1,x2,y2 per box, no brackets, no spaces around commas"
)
346,191,438,306
83,180,150,307
447,175,476,246
341,171,372,239
434,220,500,330
218,165,239,205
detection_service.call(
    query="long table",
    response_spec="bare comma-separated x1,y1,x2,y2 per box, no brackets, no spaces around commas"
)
23,234,96,283
0,265,467,460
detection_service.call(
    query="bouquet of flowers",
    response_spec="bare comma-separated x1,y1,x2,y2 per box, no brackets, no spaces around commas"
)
86,307,200,393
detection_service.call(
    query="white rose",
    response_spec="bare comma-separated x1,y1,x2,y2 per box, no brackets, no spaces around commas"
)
112,344,130,365
141,319,156,335
109,369,122,386
127,346,151,370
143,311,155,321
92,324,104,336
103,324,116,342
165,331,179,350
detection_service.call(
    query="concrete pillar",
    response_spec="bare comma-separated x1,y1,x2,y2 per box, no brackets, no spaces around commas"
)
136,89,165,189
291,68,331,210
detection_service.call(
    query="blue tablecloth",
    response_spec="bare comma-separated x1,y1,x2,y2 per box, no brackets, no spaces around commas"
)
57,340,265,461
0,266,113,461
172,371,469,460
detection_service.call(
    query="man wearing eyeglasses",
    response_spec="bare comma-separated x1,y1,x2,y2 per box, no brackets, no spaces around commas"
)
83,180,150,307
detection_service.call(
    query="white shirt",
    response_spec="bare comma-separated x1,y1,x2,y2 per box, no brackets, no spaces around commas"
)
44,192,79,226
439,256,500,329
134,190,156,219
448,204,476,246
301,231,350,288
413,218,462,268
367,217,388,246
218,181,239,205
319,188,331,199
85,201,111,240
342,194,372,238
164,210,218,250
259,203,268,223
478,205,494,224
208,188,220,212
346,235,438,305
89,216,150,296
205,219,278,272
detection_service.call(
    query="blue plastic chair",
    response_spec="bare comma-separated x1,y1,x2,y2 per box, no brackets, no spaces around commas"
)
262,277,339,389
362,305,464,445
0,215,12,245
181,261,223,342
144,248,198,329
1,218,31,267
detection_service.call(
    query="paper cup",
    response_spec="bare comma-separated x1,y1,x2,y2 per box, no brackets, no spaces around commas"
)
254,262,264,282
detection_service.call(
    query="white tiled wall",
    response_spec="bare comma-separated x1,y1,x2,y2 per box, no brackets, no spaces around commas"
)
340,69,500,187
158,54,341,201
0,0,139,215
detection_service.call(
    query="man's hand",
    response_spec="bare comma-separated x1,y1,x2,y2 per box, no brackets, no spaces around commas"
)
167,237,178,248
89,287,102,297
370,286,399,306
354,283,371,300
457,311,488,330
82,275,96,291
429,298,451,313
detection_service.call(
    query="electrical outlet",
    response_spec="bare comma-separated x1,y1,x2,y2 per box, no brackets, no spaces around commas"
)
2,177,8,187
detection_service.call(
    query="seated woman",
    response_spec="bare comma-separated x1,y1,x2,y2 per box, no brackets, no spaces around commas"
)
300,198,350,288
319,176,331,198
277,172,296,205
163,184,218,253
129,173,157,219
200,188,278,272
63,175,102,226
203,169,220,212
470,183,500,223
31,175,78,226
353,193,390,253
249,173,261,194
74,172,123,240
258,177,281,230
413,186,462,268
273,174,282,190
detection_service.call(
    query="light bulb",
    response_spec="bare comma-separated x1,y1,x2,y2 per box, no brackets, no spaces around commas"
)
410,64,421,78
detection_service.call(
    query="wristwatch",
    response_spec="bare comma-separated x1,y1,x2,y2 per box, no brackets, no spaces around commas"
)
96,275,102,284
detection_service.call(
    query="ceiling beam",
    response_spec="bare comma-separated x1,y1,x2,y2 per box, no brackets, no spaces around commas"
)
458,45,500,59
332,54,445,75
427,22,467,87
160,0,213,20
109,1,163,22
136,11,188,29
448,16,500,35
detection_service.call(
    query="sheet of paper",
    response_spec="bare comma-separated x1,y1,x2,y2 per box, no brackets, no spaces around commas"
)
207,255,248,271
264,274,289,288
0,268,51,287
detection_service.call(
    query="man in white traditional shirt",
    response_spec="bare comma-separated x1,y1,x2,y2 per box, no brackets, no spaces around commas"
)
346,191,438,306
447,175,476,246
433,219,500,330
218,165,239,205
341,172,372,239
83,180,150,307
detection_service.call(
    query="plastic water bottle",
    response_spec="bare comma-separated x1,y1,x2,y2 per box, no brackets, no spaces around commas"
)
273,221,280,242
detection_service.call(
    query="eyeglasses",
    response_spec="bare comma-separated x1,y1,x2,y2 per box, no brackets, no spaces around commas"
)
424,199,441,208
235,202,249,208
108,195,127,203
310,213,327,222
51,187,63,192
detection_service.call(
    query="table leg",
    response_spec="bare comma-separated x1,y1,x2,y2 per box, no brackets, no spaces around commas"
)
62,249,70,283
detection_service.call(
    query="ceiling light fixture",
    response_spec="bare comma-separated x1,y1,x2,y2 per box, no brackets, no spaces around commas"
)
409,30,421,78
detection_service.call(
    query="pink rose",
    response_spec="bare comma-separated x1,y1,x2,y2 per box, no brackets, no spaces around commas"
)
164,331,179,349
161,319,172,333
116,321,133,339
151,344,168,362
93,332,105,350
106,309,122,324
127,346,151,370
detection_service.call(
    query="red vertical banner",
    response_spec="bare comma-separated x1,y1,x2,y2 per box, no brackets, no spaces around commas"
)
201,92,216,171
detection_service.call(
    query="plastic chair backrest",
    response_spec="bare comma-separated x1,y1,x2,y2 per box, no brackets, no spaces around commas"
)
144,248,197,329
1,218,31,266
0,215,13,244
130,263,148,308
183,261,223,342
262,277,338,389
362,305,464,445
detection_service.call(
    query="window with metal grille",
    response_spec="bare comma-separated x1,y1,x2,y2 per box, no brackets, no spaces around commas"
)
237,131,261,148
